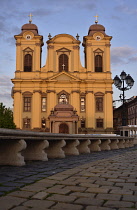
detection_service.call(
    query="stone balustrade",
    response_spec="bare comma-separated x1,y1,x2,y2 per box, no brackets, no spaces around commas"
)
0,128,135,166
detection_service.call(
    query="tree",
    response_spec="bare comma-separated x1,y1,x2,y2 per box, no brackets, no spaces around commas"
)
0,103,16,129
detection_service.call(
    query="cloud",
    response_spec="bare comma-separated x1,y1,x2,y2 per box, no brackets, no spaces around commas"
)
0,75,13,107
111,46,137,66
115,2,137,15
0,76,13,88
111,15,121,21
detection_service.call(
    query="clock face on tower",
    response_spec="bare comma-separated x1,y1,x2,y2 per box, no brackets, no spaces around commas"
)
96,35,101,41
26,34,32,40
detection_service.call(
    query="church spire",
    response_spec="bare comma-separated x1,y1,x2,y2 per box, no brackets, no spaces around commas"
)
94,14,99,24
28,13,33,24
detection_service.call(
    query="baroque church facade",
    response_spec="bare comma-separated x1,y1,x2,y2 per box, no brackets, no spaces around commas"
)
11,17,113,134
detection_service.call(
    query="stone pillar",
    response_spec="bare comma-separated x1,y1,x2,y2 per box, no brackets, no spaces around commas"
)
35,43,41,71
86,44,93,71
32,90,41,129
86,91,94,129
13,90,22,129
47,90,56,117
71,90,80,113
16,43,21,71
105,44,111,72
47,45,54,71
105,91,113,128
73,45,79,71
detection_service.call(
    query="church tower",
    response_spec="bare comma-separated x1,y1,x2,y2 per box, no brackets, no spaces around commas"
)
12,16,113,134
12,16,44,129
82,18,113,132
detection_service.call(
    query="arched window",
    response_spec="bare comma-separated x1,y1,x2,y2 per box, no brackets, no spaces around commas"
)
59,54,68,72
24,54,32,72
95,55,102,72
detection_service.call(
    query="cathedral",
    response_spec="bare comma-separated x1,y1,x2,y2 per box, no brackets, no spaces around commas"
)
11,16,113,134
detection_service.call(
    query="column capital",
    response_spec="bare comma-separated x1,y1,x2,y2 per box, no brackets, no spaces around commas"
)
13,90,21,94
85,91,94,94
46,90,56,93
16,43,21,46
33,90,42,93
71,90,80,93
105,44,111,47
47,45,54,49
105,91,113,94
73,45,80,50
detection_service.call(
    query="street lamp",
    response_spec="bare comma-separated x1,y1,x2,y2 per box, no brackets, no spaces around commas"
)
113,70,134,126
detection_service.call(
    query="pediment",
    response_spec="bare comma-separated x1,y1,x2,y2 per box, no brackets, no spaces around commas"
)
56,47,71,53
47,72,80,82
94,48,104,53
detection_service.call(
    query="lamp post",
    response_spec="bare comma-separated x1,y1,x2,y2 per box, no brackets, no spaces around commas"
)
113,71,134,126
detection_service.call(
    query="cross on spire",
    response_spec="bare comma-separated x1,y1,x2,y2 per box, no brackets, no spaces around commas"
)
62,64,65,70
94,14,99,24
28,13,33,23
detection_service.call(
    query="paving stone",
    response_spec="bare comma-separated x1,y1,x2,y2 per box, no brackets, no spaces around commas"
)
21,182,52,192
58,180,79,186
47,194,77,203
85,207,114,210
64,185,87,192
0,196,26,210
100,185,121,190
70,192,95,198
107,178,126,183
122,194,137,202
32,191,48,200
86,187,109,194
52,202,83,210
47,174,71,181
126,178,137,183
94,180,115,186
37,178,58,184
109,189,133,195
96,193,122,201
103,200,134,208
3,182,25,187
0,186,17,192
75,197,104,206
9,190,35,198
23,199,55,209
118,208,137,210
115,182,135,187
46,187,71,195
10,207,29,210
79,183,100,188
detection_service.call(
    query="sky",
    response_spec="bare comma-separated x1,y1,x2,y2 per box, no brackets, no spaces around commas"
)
0,0,137,108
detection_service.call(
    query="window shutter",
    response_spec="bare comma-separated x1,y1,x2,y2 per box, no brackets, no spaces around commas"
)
59,54,68,72
24,54,32,72
95,55,102,72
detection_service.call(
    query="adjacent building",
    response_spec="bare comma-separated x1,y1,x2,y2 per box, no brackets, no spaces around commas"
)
113,96,137,133
11,18,113,134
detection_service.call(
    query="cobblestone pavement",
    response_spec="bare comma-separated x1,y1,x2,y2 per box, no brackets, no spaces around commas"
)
0,146,137,209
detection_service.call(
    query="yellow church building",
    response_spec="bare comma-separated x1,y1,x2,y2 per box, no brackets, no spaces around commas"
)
11,17,113,134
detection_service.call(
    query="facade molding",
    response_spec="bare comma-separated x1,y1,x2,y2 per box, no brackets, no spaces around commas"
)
46,90,56,93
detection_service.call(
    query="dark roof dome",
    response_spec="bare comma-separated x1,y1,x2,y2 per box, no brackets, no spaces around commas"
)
88,23,107,36
54,103,74,111
21,23,39,35
22,23,38,30
89,24,105,32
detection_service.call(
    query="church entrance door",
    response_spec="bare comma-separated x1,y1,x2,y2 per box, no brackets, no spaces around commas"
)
59,123,69,134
